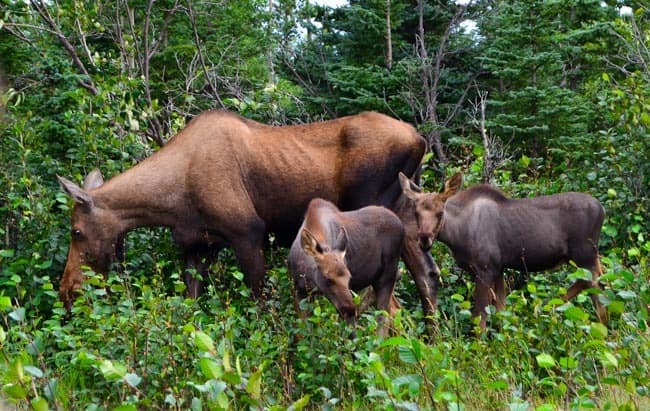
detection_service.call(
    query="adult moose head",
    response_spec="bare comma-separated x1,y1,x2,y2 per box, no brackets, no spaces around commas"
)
288,198,404,334
399,172,607,330
57,110,438,313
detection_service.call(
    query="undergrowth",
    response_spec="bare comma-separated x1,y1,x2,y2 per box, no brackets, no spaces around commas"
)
1,244,648,410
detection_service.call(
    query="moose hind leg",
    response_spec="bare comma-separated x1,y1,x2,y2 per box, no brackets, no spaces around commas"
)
566,241,606,323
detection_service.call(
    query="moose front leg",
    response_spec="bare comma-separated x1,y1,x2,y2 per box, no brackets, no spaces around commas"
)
472,267,502,331
183,247,213,299
401,241,440,320
231,233,267,299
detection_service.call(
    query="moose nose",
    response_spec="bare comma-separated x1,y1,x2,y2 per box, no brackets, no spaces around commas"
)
59,280,83,312
418,233,433,250
338,305,357,322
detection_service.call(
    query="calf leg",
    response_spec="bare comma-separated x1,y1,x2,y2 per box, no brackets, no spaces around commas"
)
374,283,397,338
565,257,607,324
358,288,401,316
494,275,507,311
472,268,501,331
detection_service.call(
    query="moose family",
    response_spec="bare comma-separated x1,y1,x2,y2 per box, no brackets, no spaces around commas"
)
57,110,607,331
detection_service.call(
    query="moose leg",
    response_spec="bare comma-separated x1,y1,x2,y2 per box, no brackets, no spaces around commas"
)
231,233,267,299
472,268,501,330
494,274,507,311
373,283,397,337
565,257,607,324
401,241,440,319
358,288,401,316
183,247,213,298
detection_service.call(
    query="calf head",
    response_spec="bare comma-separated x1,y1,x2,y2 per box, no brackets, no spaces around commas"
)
57,170,120,311
399,172,462,249
300,226,356,321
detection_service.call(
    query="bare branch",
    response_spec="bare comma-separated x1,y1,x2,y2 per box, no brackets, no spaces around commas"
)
31,0,98,95
469,86,510,184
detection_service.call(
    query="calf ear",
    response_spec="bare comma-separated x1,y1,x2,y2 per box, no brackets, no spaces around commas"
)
334,226,348,252
300,228,322,257
399,172,421,201
441,172,462,199
57,176,94,210
83,169,104,191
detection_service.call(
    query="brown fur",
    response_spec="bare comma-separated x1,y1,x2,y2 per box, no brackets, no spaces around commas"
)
400,172,607,330
289,199,404,336
57,110,426,310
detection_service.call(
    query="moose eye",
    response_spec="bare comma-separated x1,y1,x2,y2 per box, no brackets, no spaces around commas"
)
72,229,82,239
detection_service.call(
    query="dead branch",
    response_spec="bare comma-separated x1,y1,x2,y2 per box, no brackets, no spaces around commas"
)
469,87,510,184
30,0,98,95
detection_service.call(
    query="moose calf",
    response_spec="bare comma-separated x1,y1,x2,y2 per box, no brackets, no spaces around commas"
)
399,172,607,330
288,198,404,334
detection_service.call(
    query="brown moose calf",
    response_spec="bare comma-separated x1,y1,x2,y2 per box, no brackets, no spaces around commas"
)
399,172,607,330
288,198,404,334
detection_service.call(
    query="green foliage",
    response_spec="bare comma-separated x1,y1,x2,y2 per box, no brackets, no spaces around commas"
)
1,248,648,409
1,0,649,409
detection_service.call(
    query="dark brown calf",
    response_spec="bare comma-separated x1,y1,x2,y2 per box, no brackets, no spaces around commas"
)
288,199,404,334
400,172,607,329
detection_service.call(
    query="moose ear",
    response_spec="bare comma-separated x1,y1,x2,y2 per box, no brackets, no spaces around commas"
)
57,175,94,209
83,169,104,191
300,228,321,257
441,172,462,199
399,172,421,201
334,226,348,252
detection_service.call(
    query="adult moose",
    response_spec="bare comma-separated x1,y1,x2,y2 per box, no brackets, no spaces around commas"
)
289,198,404,334
399,172,607,329
57,110,439,312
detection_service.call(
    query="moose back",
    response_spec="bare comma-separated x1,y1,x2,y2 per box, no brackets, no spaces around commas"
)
57,110,428,310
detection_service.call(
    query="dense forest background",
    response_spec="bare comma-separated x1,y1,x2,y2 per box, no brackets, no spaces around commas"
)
0,0,648,409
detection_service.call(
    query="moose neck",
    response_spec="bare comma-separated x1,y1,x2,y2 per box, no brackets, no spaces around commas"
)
91,156,188,234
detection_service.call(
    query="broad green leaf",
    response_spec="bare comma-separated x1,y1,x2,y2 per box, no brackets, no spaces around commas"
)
562,305,588,322
617,290,637,300
536,353,556,369
99,359,127,381
113,404,137,411
199,357,223,380
0,249,14,258
599,351,618,368
0,296,12,310
535,404,555,411
380,336,409,347
246,367,263,401
194,331,215,353
589,322,608,340
288,395,310,411
607,300,624,314
124,373,141,388
559,357,577,369
24,365,44,378
9,307,25,322
31,397,49,411
398,346,417,364
3,383,27,400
